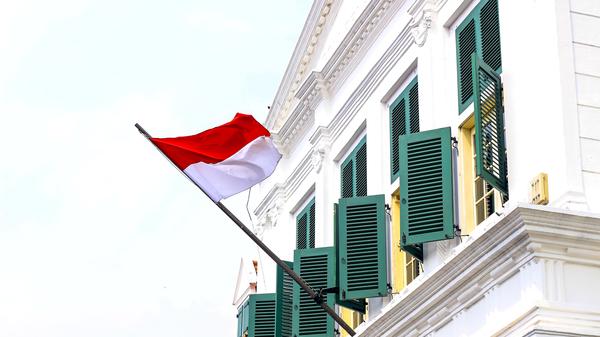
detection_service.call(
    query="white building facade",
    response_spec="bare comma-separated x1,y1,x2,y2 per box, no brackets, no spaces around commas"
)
236,0,600,336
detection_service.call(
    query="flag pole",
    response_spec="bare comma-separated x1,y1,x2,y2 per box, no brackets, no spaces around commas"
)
135,123,357,337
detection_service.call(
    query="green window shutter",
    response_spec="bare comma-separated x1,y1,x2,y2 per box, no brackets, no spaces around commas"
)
390,97,406,179
296,199,315,249
355,142,367,197
333,203,367,313
276,261,294,337
480,0,501,72
408,81,420,134
341,159,354,198
399,127,454,246
341,136,367,198
296,213,307,249
248,293,276,337
473,54,508,195
456,0,501,114
389,77,419,182
240,301,249,336
237,307,243,337
338,195,387,300
456,18,477,113
309,203,316,248
292,247,335,337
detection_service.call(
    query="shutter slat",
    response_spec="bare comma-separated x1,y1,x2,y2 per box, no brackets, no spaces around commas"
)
400,127,454,246
338,195,387,300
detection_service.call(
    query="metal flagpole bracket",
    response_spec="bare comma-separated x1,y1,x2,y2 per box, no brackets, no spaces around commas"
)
134,123,357,337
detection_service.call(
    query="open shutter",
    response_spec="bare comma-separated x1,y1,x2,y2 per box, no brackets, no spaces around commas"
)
248,293,276,337
292,247,335,337
338,195,387,300
334,203,367,313
473,54,508,195
276,262,294,337
243,301,250,336
399,127,454,246
237,306,243,337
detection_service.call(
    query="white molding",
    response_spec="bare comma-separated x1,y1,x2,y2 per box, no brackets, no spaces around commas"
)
356,204,600,336
266,0,335,131
253,149,314,226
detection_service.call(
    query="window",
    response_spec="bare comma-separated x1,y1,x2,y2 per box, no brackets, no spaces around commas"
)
389,76,419,182
459,116,507,234
296,198,315,249
340,136,367,198
456,0,501,114
391,194,423,294
405,254,423,285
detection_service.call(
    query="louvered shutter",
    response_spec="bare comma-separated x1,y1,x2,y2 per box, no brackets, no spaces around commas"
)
341,137,367,198
456,18,477,113
399,127,454,246
480,0,501,72
355,142,367,197
308,203,316,248
237,306,243,337
341,159,354,198
292,247,335,337
456,0,501,114
338,195,387,300
408,81,420,133
248,293,276,337
389,77,419,182
296,199,315,249
275,261,294,337
296,213,307,249
390,97,406,179
333,203,367,313
472,54,508,195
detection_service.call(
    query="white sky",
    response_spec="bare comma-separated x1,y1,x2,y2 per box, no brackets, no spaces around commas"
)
0,1,310,336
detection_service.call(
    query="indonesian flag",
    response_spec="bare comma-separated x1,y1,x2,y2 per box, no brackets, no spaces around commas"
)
150,113,281,202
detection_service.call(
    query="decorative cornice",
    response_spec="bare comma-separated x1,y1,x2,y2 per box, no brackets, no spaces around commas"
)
266,0,335,131
321,0,397,93
356,204,600,336
310,18,415,147
271,0,402,153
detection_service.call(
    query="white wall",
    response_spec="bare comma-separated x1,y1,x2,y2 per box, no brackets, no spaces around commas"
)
571,0,600,212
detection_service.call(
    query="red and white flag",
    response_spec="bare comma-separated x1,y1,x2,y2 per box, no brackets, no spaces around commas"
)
150,113,281,202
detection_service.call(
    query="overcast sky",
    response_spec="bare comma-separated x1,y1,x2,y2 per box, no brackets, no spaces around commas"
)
0,1,310,336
